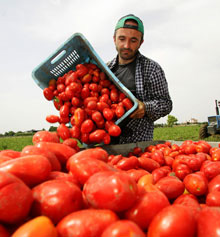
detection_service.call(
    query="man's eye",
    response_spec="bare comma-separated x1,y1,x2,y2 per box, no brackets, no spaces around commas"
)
131,39,138,43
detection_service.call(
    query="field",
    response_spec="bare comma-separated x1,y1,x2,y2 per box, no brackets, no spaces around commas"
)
1,124,220,151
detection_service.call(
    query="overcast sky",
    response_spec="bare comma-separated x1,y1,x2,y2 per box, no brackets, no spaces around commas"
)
0,0,220,134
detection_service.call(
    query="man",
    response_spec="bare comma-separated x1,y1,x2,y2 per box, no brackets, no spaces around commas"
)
108,14,173,144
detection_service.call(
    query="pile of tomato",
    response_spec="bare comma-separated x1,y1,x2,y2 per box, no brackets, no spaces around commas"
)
43,62,134,145
1,130,220,236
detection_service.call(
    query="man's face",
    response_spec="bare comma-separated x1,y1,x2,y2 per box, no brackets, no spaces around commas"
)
114,21,143,64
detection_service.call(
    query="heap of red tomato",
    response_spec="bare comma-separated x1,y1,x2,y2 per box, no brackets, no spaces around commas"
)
43,62,134,145
1,131,220,236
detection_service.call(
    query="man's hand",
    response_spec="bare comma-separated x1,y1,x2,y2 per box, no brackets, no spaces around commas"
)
130,100,146,119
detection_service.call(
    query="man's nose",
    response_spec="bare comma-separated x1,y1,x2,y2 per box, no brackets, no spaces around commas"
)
124,40,131,49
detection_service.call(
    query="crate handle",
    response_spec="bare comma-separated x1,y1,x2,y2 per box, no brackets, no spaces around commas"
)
51,50,66,64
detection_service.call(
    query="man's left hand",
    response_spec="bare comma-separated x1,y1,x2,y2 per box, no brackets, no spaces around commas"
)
130,100,146,119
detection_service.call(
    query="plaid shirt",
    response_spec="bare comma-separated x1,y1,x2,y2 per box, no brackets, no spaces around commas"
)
107,51,173,144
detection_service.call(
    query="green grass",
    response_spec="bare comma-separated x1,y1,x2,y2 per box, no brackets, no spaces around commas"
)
154,124,220,142
0,136,33,151
1,124,220,151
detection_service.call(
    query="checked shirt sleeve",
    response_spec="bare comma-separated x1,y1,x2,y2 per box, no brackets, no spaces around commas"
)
136,57,173,122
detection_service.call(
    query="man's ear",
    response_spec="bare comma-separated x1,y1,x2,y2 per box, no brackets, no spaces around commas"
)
140,39,144,46
113,35,116,43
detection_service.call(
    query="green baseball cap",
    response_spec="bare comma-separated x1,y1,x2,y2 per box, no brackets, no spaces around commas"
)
115,14,144,35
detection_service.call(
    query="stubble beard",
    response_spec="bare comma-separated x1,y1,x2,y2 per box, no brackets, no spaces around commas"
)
117,47,139,62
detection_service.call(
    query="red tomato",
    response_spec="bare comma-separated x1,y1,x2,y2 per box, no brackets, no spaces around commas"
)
116,156,139,171
64,85,74,99
147,204,197,237
67,147,108,164
69,82,82,93
59,104,69,118
32,180,82,224
67,157,115,185
76,64,88,78
173,194,201,219
89,83,98,92
155,176,185,200
103,133,111,145
184,171,208,196
100,79,111,88
99,94,109,104
103,108,114,121
151,150,165,166
208,174,220,193
132,147,142,156
74,108,85,126
126,169,149,183
81,133,90,144
183,143,197,154
92,111,104,123
53,96,63,110
0,155,52,187
125,191,170,230
43,87,54,101
0,150,20,158
152,166,171,184
81,87,90,99
101,88,110,95
174,163,191,180
0,171,33,224
32,131,60,144
101,220,145,237
81,73,92,84
56,209,118,237
57,83,65,93
89,129,106,144
46,115,60,123
57,124,71,141
97,101,109,112
0,156,12,165
211,148,220,161
108,124,121,137
196,141,211,153
200,160,220,181
21,145,61,171
118,92,126,102
206,191,220,206
197,206,220,237
110,89,119,103
71,97,80,107
164,155,174,167
86,100,97,110
69,125,81,139
84,97,98,107
105,120,115,131
35,142,77,164
81,119,94,133
138,157,160,172
0,224,10,237
83,171,138,212
62,138,78,149
65,71,78,85
122,98,133,110
48,171,80,187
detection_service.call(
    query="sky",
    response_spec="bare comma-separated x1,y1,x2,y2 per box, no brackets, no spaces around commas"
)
0,0,220,134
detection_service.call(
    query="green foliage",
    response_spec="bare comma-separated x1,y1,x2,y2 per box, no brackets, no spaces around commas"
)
167,115,178,127
49,126,57,132
154,124,220,142
0,136,33,151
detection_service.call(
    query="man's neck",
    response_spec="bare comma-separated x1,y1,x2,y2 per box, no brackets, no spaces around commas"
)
118,57,136,65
